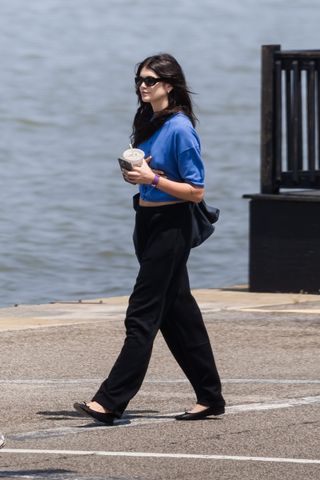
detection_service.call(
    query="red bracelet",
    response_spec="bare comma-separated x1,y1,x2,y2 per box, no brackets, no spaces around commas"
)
151,174,160,187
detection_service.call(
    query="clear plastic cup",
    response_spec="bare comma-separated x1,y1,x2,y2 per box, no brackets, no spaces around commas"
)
122,148,144,167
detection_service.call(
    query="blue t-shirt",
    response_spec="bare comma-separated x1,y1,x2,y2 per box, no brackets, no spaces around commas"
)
138,112,205,202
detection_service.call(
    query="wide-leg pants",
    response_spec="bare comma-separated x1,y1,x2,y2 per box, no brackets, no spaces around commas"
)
92,201,225,418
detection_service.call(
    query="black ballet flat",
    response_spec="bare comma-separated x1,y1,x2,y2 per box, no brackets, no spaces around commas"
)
73,402,115,425
175,405,225,421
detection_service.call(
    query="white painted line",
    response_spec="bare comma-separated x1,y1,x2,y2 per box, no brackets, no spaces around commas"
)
8,395,320,441
8,416,176,440
1,448,320,464
228,395,320,413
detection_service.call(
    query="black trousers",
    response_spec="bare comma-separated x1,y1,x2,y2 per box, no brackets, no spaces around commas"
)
92,201,225,418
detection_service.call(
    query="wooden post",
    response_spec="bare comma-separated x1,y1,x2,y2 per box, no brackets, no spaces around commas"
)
307,62,316,180
260,45,281,193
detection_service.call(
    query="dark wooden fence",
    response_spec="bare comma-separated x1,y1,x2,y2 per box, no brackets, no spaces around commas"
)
245,45,320,293
261,45,320,193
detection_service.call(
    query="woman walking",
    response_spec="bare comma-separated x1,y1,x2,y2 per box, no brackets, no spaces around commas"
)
74,53,225,424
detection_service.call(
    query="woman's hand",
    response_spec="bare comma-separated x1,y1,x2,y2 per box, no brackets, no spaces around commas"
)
123,156,162,185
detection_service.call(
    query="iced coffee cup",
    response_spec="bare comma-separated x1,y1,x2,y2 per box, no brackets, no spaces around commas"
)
121,148,144,168
118,147,145,182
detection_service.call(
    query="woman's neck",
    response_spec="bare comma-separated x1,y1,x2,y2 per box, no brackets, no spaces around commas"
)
151,98,169,113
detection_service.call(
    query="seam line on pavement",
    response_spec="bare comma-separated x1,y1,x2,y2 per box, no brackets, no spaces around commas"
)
1,378,320,385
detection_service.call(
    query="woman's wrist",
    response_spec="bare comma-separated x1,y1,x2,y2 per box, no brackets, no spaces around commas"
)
151,174,160,188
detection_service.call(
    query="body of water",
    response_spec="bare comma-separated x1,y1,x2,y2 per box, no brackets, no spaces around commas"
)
1,0,319,306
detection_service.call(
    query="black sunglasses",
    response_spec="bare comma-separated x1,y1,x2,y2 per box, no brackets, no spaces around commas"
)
135,76,168,87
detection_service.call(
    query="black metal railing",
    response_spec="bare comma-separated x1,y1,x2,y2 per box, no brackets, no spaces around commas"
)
261,45,320,193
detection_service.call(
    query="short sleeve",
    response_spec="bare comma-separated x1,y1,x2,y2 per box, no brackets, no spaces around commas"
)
175,126,205,186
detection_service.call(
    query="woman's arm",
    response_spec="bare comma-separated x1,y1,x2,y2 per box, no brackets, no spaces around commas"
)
124,158,204,203
152,175,204,203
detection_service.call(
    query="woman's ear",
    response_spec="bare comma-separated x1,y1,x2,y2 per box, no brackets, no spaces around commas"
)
166,84,173,94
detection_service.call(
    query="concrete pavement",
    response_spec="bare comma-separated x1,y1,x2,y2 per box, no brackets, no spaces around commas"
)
0,287,320,479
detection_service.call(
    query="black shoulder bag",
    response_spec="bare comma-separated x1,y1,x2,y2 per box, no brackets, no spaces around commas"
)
133,193,219,249
190,200,220,248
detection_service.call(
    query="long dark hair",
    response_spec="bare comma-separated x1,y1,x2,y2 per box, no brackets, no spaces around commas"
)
131,53,197,147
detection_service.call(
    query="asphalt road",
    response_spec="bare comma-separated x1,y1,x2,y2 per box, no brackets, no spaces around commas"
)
0,288,320,479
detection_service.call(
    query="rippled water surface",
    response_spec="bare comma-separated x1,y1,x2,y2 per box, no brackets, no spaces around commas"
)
1,0,319,306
